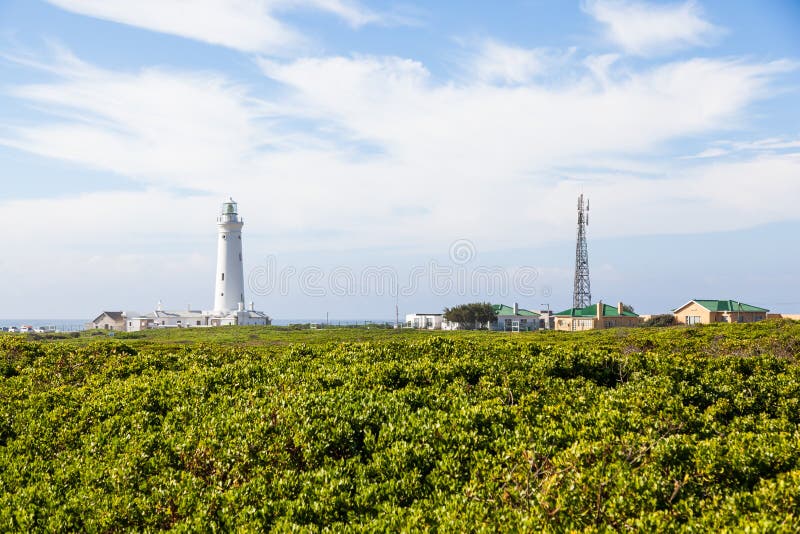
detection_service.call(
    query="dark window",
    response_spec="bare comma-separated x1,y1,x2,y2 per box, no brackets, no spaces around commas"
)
221,292,224,296
221,273,224,281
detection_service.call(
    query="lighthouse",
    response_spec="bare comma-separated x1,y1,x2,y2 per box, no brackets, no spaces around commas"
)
214,198,246,314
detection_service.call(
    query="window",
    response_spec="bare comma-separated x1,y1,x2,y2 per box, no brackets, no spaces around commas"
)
686,315,701,325
221,273,225,281
196,321,201,326
239,253,242,261
221,292,224,297
222,235,226,240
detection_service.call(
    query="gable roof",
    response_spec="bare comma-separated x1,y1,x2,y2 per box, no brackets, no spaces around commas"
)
492,304,540,317
90,311,124,323
674,299,769,313
554,303,639,318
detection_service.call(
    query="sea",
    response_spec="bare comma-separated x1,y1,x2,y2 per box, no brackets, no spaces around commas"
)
0,319,88,332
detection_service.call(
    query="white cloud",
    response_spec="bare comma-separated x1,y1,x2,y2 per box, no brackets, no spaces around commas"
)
2,47,796,259
685,147,730,158
288,0,380,26
583,0,722,56
469,40,550,85
2,49,267,190
687,137,800,158
259,54,791,170
44,0,380,54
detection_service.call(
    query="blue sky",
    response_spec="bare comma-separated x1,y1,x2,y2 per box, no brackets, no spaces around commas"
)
1,0,799,319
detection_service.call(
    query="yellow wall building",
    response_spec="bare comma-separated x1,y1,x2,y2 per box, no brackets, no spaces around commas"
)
554,301,640,331
672,300,769,325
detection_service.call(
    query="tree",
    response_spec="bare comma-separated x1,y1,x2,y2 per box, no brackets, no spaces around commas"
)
443,302,496,330
623,304,635,314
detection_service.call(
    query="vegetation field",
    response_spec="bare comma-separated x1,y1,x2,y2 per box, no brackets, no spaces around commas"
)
2,321,800,531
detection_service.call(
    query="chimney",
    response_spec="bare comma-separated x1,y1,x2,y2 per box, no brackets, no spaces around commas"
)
238,302,245,312
596,300,603,320
513,302,519,315
618,302,624,315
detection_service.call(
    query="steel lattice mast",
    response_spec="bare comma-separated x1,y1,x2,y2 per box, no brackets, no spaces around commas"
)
573,194,591,309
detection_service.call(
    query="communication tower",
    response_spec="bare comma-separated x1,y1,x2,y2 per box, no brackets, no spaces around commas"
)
573,194,592,309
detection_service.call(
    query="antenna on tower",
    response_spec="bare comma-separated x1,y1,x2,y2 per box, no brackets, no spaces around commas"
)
586,198,589,225
573,194,592,309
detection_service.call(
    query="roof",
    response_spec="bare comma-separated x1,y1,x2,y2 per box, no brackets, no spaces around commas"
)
244,311,270,318
674,299,769,313
131,310,207,319
492,304,540,317
90,311,124,323
554,303,639,318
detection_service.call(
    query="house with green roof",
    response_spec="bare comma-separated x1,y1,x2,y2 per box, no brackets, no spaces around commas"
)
553,300,640,331
673,300,769,325
491,303,540,331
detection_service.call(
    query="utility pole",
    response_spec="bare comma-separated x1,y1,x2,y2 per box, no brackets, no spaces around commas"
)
395,293,400,329
573,194,592,309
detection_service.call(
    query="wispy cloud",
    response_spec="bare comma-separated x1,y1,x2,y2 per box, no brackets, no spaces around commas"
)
467,39,554,85
2,48,269,190
686,137,800,158
1,46,795,256
583,0,722,56
44,0,382,54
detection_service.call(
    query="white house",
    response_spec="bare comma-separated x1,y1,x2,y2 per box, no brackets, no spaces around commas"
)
405,313,443,330
126,302,270,332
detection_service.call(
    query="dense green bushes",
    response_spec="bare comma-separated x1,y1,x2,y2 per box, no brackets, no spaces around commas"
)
1,321,799,531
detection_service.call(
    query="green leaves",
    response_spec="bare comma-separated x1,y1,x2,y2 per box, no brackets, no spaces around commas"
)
1,322,800,530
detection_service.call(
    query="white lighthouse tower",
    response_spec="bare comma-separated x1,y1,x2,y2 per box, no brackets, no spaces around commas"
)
214,198,246,314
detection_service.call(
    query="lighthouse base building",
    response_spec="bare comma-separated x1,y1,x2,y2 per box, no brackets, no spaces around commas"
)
118,198,271,332
125,303,270,332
